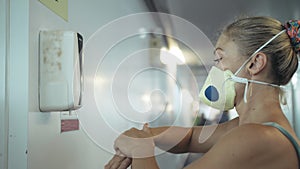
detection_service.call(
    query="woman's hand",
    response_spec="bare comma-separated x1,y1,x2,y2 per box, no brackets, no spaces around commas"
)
105,124,154,169
104,150,132,169
114,123,155,158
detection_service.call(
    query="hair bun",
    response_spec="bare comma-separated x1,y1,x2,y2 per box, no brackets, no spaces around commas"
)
284,20,300,53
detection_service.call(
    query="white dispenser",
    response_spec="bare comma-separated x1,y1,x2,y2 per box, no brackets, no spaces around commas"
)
39,30,83,112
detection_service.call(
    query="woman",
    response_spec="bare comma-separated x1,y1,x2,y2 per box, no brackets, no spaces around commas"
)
105,16,300,169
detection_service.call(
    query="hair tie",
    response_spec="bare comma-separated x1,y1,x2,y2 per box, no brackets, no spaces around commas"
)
284,20,300,53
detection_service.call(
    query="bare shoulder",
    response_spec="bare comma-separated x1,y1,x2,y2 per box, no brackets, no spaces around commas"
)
210,123,279,161
184,123,298,169
216,124,278,153
221,123,279,149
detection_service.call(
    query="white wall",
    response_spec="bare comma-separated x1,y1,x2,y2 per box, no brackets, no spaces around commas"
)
28,1,198,168
0,0,8,168
28,1,158,169
2,0,30,169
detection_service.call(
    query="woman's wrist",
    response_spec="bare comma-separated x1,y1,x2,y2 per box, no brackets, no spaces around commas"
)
132,156,159,169
149,127,168,145
131,139,155,158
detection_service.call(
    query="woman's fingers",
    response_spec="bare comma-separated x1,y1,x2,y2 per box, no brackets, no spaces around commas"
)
143,123,150,133
118,158,132,169
143,123,154,138
104,154,130,169
104,155,122,169
116,149,125,157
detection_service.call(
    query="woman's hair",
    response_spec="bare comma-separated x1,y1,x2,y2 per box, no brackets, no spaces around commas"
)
223,16,299,85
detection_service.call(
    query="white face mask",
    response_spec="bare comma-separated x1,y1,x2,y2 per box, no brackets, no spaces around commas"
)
199,30,286,111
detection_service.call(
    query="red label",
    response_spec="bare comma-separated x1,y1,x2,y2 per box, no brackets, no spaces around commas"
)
61,119,79,133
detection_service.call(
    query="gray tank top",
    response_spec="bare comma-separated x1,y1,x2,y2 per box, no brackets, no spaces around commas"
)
263,122,300,168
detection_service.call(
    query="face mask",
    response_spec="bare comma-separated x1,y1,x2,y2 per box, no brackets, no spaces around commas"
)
199,66,236,110
199,30,286,111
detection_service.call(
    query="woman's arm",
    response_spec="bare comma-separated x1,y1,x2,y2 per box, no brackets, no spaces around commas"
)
131,157,160,169
130,122,275,169
106,118,239,169
150,117,239,153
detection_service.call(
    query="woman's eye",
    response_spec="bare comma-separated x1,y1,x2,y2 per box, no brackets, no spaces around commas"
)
213,57,222,63
213,49,224,64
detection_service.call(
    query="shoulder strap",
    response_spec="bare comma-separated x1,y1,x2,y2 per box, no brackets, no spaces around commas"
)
263,122,300,162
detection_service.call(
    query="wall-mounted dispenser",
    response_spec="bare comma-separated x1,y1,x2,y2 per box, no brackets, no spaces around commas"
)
39,30,83,112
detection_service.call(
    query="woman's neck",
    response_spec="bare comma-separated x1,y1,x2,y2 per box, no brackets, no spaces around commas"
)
235,84,283,125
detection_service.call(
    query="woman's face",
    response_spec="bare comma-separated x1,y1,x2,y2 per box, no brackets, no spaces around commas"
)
214,34,247,74
214,33,251,105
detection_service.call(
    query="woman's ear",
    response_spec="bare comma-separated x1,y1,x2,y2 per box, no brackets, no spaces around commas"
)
247,52,267,76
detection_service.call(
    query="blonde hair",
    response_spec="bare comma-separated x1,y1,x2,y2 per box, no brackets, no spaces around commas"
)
223,16,298,85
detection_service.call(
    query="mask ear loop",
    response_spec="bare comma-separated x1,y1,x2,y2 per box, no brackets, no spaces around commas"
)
232,30,286,103
279,87,287,105
244,82,249,103
234,30,287,76
229,75,249,103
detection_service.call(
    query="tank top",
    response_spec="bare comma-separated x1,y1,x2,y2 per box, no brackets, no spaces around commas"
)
263,122,300,168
